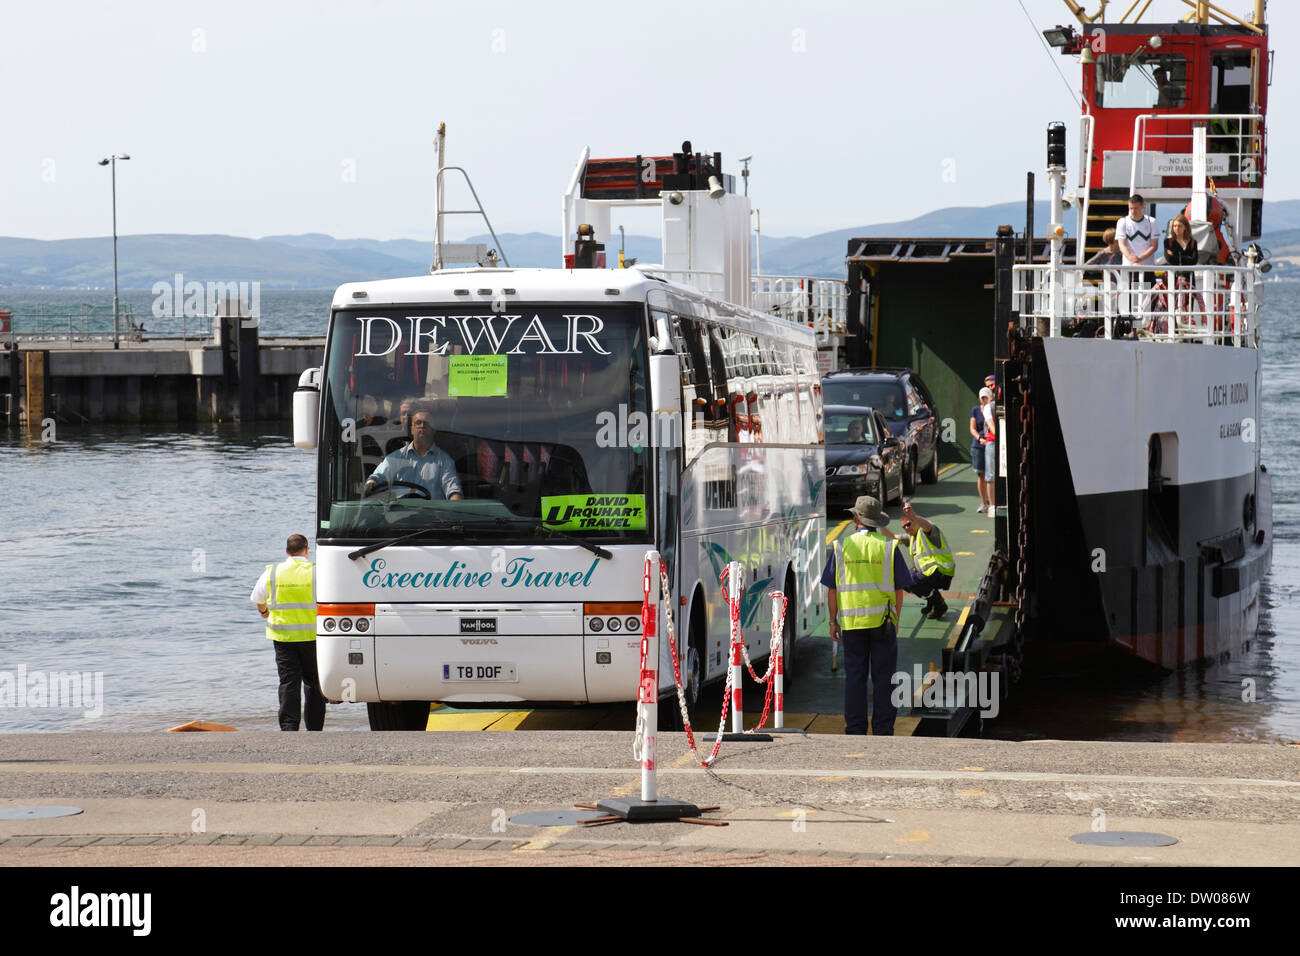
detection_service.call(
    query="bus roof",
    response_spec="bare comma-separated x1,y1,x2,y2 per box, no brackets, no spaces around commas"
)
331,267,817,346
331,268,669,310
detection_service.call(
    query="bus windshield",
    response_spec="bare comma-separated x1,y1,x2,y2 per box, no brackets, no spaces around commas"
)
318,304,651,542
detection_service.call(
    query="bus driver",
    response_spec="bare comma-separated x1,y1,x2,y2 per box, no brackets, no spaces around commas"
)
364,401,464,500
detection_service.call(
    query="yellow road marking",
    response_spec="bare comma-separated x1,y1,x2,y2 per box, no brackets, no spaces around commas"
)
946,605,971,650
938,463,960,475
426,711,517,731
955,551,975,556
817,775,847,783
896,829,931,843
970,529,989,534
807,714,847,734
959,766,986,772
826,519,851,545
958,789,988,797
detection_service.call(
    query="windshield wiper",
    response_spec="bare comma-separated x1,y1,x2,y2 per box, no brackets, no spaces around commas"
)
346,517,464,561
445,507,614,560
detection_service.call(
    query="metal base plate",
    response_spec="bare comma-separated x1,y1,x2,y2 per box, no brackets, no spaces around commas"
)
508,810,594,827
764,727,808,734
0,805,84,820
701,732,774,742
596,797,702,821
1069,831,1178,847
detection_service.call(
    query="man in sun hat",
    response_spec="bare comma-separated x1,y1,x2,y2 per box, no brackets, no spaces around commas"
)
821,496,914,735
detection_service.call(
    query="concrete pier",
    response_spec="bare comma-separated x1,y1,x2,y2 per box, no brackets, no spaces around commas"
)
1,732,1296,866
0,335,322,426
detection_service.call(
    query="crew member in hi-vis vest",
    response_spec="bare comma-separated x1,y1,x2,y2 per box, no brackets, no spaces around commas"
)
250,534,324,731
899,501,955,620
821,496,914,735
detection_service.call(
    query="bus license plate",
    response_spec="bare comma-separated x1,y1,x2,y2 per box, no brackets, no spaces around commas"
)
443,662,517,682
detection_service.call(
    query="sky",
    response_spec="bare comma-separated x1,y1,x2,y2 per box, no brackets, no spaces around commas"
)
2,0,1293,242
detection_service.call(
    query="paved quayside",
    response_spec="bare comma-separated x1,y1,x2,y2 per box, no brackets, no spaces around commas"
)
2,732,1297,866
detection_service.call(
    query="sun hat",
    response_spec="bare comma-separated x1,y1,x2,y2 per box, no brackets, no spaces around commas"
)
848,495,890,528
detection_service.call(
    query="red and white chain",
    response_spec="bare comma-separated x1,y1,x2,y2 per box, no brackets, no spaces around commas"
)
662,562,733,767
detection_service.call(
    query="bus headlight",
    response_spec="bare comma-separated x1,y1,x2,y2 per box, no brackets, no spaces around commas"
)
339,618,353,632
606,617,622,632
322,618,337,632
625,616,641,632
588,617,604,632
354,618,370,633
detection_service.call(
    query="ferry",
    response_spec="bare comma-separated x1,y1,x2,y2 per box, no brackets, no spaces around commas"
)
842,0,1273,674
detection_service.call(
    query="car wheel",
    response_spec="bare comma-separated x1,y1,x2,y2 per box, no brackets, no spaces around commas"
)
902,452,917,495
921,448,940,484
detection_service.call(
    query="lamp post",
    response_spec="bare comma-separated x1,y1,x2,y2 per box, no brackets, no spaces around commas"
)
97,153,130,348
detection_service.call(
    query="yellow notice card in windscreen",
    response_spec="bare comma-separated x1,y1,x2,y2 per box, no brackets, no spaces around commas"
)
541,494,647,531
448,355,508,397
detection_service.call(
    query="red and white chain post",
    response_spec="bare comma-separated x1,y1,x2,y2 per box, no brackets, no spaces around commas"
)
635,550,660,802
722,561,745,734
769,589,789,730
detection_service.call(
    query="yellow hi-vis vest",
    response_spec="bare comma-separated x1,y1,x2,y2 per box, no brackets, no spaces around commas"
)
910,525,955,579
265,558,316,642
833,530,898,630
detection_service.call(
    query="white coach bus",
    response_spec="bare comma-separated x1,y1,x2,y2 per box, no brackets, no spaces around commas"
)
294,266,826,730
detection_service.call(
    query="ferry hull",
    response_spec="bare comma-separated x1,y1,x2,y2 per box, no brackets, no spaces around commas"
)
1010,336,1272,669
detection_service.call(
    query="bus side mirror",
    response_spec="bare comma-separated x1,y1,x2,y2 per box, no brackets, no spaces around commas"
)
293,367,321,450
650,353,682,417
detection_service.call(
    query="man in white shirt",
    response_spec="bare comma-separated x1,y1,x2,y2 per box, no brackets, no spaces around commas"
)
364,402,463,500
1116,193,1158,318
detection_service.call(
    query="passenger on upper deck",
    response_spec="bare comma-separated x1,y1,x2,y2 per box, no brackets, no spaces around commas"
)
364,401,463,500
1086,228,1122,266
1164,214,1199,266
1117,195,1158,279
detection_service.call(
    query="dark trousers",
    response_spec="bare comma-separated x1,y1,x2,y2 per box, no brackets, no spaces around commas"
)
842,621,898,736
906,571,952,600
273,640,326,731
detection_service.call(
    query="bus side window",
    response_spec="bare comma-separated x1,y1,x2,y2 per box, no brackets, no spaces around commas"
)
711,325,743,444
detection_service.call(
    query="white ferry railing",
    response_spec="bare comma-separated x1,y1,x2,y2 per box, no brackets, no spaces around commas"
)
1076,113,1094,265
1012,262,1259,347
1129,113,1265,194
751,275,847,343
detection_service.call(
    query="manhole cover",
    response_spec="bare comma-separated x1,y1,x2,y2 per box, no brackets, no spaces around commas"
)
509,810,595,827
0,805,84,821
1069,831,1178,847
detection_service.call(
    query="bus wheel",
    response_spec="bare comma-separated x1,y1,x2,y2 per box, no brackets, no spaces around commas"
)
662,604,704,731
367,701,430,731
780,578,797,687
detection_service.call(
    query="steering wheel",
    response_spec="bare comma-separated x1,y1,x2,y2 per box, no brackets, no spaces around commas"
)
363,479,432,500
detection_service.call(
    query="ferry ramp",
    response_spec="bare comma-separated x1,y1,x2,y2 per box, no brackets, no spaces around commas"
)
420,462,1012,736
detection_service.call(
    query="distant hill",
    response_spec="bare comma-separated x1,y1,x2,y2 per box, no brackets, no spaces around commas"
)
4,198,1297,288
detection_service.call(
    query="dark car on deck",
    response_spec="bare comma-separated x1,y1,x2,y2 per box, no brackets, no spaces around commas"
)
824,405,904,514
821,367,940,494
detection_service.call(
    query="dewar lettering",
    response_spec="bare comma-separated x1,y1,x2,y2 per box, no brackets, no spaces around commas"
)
357,314,611,357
